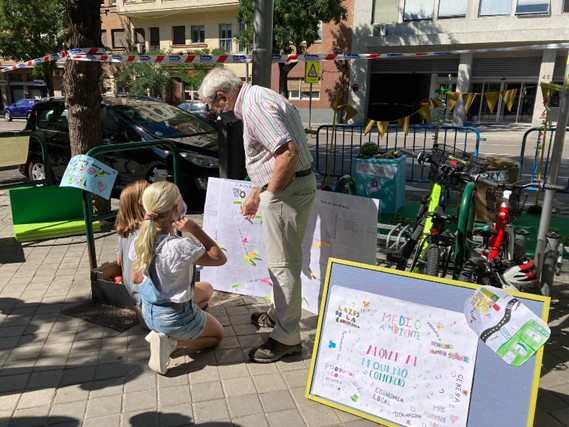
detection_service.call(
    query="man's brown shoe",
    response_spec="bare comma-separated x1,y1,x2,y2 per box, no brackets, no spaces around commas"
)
250,312,276,328
249,337,302,363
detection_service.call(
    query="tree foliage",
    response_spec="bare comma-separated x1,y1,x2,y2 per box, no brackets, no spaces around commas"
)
116,48,226,99
0,0,66,95
236,0,347,97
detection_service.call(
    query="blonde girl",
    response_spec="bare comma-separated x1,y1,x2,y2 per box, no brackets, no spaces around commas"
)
130,181,226,374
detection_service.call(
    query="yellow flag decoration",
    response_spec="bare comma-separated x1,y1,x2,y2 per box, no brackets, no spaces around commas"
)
417,105,432,122
502,89,518,112
462,92,478,114
447,92,460,112
364,119,376,135
398,116,410,135
335,102,358,123
485,91,500,113
430,98,442,109
377,121,389,137
540,86,555,105
344,105,358,122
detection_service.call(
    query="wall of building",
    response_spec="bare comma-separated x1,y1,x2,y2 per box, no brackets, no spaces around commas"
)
350,0,569,126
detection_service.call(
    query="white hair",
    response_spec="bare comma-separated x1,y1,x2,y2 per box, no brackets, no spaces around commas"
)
198,68,244,102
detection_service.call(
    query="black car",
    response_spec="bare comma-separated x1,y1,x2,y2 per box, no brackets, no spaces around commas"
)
21,97,219,211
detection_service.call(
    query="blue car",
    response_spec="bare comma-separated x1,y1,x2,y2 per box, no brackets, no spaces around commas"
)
4,98,37,121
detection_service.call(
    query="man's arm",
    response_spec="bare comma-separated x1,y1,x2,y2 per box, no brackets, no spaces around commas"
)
266,140,299,193
240,140,299,219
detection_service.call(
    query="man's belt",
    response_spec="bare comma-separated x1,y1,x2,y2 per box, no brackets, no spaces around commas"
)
295,166,313,178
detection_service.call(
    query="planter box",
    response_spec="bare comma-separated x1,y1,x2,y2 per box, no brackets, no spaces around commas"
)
91,262,134,309
352,155,406,214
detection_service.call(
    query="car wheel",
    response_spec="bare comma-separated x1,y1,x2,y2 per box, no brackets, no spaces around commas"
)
4,111,12,122
146,165,169,184
28,159,47,181
26,111,31,121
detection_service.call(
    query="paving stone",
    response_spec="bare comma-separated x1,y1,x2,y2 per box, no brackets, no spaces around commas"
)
192,398,229,423
123,389,158,413
223,376,257,397
259,390,296,413
232,414,270,427
218,362,250,380
48,400,87,420
190,381,224,402
158,384,192,407
298,404,343,427
252,373,288,393
226,394,264,418
84,394,123,419
265,408,306,427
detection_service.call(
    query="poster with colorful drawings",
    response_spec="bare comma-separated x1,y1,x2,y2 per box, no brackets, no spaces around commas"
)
201,178,379,314
60,154,118,200
310,285,479,427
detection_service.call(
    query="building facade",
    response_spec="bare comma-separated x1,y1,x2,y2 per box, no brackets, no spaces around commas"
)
350,0,569,126
114,0,354,122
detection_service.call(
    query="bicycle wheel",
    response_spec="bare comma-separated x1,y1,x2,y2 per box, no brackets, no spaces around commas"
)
426,245,440,277
459,257,483,284
395,219,426,270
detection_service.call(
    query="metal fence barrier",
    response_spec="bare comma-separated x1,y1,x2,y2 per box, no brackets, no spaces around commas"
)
519,127,569,185
315,124,483,183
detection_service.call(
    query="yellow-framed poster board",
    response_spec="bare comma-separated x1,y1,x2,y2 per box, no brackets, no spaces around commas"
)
306,258,549,427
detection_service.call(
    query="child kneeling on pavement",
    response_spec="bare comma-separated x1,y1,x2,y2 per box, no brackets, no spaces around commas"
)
130,181,226,374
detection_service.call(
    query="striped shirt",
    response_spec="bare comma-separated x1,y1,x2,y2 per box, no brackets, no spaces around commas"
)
233,83,313,187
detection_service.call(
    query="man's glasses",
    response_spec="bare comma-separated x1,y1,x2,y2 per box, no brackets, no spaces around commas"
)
209,93,219,112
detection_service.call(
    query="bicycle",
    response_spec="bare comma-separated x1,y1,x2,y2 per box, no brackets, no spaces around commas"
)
457,180,565,293
387,144,488,277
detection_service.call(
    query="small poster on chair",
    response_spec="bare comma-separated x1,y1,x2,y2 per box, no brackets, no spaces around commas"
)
60,154,118,199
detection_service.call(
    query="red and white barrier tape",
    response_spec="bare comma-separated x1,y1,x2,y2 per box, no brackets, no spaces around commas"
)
3,43,569,73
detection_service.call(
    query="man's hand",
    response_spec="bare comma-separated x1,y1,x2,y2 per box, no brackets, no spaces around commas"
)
241,188,262,219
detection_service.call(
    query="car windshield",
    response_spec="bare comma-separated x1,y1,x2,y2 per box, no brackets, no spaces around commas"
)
109,98,215,138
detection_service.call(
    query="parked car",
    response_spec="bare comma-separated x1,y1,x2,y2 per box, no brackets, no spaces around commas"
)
4,98,37,122
178,101,219,127
21,96,220,211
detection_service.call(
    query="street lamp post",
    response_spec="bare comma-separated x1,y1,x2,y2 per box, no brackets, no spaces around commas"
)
252,0,274,88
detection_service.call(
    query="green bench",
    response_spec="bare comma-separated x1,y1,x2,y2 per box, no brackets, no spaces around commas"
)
9,186,101,242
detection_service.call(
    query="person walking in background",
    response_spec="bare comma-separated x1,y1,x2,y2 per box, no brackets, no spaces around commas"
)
130,181,226,374
198,68,317,363
115,181,214,331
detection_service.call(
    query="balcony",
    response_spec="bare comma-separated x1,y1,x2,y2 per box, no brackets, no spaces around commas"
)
117,0,239,16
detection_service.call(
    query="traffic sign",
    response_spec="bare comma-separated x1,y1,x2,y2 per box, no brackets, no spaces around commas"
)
305,61,320,84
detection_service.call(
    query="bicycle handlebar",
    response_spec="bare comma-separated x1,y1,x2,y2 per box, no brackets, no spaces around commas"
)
486,180,566,192
400,147,420,159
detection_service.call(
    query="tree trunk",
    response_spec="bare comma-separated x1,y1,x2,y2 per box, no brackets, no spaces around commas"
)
40,62,56,97
64,0,108,213
278,62,297,99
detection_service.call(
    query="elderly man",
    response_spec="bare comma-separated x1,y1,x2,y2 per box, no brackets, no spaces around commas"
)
199,68,316,363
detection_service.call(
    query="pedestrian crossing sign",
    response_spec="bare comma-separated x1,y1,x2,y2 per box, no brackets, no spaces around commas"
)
305,61,320,84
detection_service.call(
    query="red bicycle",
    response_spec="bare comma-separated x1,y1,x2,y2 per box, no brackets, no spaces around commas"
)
459,180,564,293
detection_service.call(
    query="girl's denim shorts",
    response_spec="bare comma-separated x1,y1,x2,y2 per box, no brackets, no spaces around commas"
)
142,298,206,340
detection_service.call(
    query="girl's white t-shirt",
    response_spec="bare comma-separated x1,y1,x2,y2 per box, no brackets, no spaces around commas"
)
129,234,205,303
